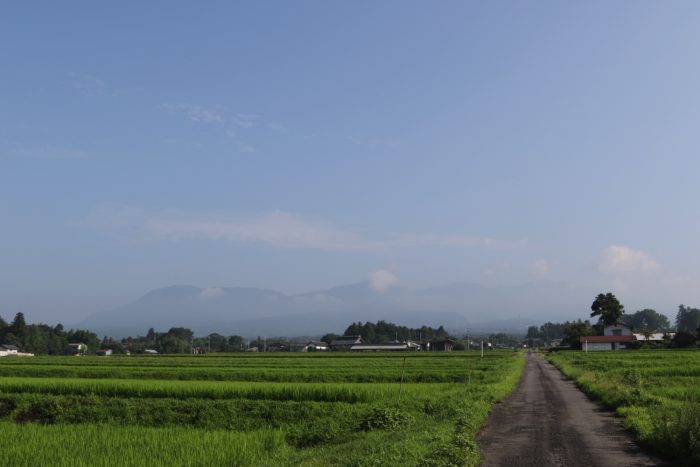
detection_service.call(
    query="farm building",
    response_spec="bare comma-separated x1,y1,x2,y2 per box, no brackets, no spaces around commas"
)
428,339,455,352
580,323,636,351
96,349,113,356
303,341,329,352
1,344,19,355
0,344,33,357
633,332,674,342
350,340,421,352
330,335,364,350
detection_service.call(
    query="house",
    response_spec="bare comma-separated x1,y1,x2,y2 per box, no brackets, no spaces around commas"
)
68,343,88,356
1,344,19,355
428,339,455,352
330,335,364,351
96,349,113,356
580,324,636,351
144,349,158,354
303,341,329,352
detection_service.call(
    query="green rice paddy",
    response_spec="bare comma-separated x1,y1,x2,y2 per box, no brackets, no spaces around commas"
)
0,351,524,466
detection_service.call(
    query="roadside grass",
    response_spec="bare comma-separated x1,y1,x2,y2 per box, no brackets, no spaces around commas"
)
547,349,700,465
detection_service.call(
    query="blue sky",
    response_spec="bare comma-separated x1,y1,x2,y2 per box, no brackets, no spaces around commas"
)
2,1,700,324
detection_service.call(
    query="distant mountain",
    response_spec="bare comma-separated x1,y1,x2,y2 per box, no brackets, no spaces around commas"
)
79,280,596,338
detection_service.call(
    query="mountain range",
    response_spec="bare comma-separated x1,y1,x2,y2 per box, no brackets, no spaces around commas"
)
78,280,597,338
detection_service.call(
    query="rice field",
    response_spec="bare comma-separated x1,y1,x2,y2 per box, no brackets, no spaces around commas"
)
547,349,700,465
0,351,524,466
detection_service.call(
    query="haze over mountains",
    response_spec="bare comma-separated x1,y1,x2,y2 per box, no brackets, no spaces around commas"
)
79,280,597,338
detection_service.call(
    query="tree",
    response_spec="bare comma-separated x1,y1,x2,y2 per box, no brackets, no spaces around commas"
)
590,293,624,326
622,309,670,331
563,320,594,349
676,305,700,333
526,326,540,340
321,333,338,345
9,312,27,338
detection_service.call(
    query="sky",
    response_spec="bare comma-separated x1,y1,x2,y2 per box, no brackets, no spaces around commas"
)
2,1,700,324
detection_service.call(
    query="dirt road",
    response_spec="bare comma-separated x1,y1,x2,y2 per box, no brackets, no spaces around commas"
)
477,352,666,467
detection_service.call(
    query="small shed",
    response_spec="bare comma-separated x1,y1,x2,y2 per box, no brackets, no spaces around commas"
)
429,339,455,352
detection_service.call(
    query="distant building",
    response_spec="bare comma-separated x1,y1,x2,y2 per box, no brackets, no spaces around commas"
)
0,345,33,357
144,349,159,354
268,342,289,352
633,332,674,342
580,324,636,351
0,344,19,355
350,341,421,352
96,349,113,356
330,335,364,351
429,339,455,352
303,341,329,352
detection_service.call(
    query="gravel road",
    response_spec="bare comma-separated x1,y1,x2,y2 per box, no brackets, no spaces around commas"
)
477,352,667,467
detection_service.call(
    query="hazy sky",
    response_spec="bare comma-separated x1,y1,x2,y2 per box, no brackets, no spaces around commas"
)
2,2,700,324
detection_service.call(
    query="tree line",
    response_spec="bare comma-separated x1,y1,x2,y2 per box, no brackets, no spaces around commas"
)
0,312,100,355
322,320,451,345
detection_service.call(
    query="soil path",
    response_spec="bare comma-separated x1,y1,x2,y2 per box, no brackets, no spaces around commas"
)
477,352,667,467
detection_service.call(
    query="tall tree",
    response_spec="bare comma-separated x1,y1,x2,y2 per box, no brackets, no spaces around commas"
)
9,312,27,338
590,293,624,326
676,305,700,333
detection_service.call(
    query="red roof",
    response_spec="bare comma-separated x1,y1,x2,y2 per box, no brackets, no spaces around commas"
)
579,335,636,343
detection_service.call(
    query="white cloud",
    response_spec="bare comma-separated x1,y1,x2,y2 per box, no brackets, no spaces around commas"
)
162,104,224,124
369,270,398,291
87,206,521,253
529,259,551,275
599,245,658,274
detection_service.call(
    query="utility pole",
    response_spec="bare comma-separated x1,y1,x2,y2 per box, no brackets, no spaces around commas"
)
481,340,484,358
208,334,211,353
